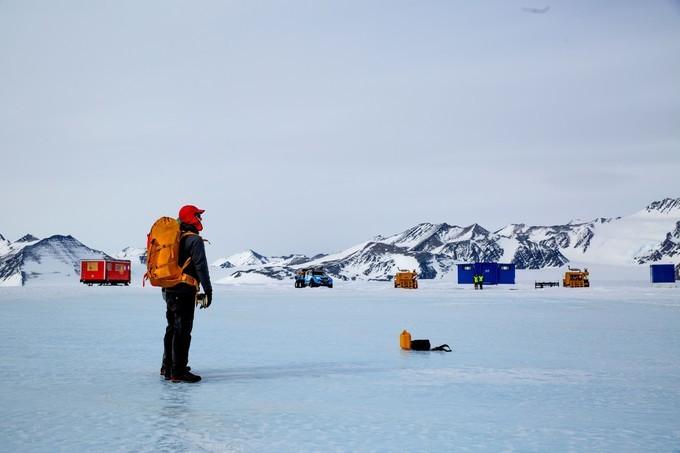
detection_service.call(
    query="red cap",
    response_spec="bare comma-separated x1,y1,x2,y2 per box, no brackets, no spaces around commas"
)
178,205,205,231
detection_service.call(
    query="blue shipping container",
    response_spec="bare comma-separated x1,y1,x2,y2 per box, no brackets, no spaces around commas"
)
650,264,676,283
498,263,516,284
457,263,475,284
478,262,499,285
457,262,515,285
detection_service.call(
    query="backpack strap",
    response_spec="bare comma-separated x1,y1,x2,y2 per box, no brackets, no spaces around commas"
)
430,344,452,352
178,232,200,289
178,273,199,289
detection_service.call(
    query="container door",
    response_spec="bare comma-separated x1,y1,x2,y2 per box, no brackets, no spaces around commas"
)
480,263,499,285
457,264,475,284
498,264,515,284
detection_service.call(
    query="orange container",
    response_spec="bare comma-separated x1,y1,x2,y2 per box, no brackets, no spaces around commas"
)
400,330,412,350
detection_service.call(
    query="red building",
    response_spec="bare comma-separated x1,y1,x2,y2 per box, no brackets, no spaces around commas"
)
80,259,131,286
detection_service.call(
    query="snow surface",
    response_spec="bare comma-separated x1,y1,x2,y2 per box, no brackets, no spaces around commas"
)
1,279,679,451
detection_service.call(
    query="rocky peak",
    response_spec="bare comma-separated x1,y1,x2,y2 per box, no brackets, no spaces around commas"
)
645,198,680,215
16,234,39,243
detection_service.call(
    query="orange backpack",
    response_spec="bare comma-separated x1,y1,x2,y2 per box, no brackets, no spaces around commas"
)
143,217,199,289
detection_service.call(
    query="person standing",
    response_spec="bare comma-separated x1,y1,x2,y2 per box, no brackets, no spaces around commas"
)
479,273,484,290
162,205,213,383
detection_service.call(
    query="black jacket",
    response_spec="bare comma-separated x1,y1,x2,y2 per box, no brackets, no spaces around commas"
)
165,223,212,295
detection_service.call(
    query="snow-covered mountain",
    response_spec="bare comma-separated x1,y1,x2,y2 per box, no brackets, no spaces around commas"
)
214,222,570,282
115,246,146,264
636,221,680,263
0,233,11,256
216,197,680,282
0,233,41,257
0,234,111,286
213,249,269,268
268,254,314,267
498,199,680,266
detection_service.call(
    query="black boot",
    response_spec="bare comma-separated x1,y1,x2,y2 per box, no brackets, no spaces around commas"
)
161,364,189,375
171,370,202,383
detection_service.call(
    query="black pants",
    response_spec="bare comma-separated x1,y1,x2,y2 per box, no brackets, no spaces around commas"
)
163,292,196,375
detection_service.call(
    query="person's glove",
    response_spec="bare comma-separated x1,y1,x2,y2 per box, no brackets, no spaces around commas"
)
203,291,212,309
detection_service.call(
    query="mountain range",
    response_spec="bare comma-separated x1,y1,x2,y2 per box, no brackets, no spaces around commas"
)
213,197,680,283
0,234,110,286
1,198,679,286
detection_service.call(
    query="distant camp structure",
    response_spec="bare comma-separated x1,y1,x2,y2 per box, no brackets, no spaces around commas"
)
80,259,131,286
649,264,677,283
457,263,515,285
563,267,590,288
394,269,418,289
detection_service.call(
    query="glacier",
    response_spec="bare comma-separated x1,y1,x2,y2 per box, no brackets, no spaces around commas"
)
1,279,679,451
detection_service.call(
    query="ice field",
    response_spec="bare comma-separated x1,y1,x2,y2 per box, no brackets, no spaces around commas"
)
1,278,680,452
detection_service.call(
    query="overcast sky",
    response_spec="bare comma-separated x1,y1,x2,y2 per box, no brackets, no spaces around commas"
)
1,0,679,257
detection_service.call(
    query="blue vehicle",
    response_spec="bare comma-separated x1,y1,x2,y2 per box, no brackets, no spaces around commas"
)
295,268,333,288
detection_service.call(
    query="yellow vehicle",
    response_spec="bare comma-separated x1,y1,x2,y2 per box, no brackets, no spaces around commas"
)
394,269,418,289
563,267,590,288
